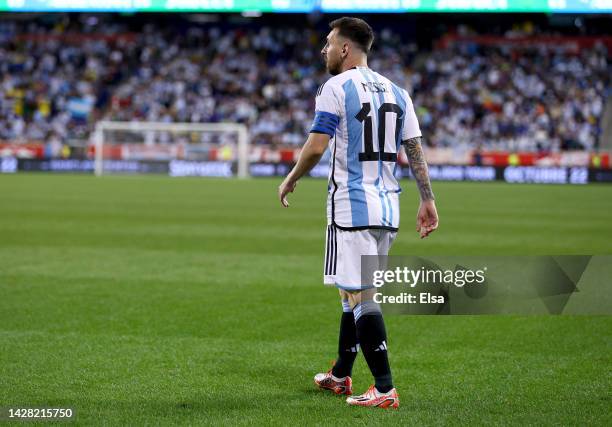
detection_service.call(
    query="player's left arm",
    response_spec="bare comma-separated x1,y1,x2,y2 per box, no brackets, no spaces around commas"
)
279,82,340,208
278,132,330,208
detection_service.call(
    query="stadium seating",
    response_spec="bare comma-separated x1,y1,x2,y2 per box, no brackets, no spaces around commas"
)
0,18,610,154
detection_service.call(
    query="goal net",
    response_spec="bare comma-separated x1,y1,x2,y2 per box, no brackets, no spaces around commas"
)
92,121,249,178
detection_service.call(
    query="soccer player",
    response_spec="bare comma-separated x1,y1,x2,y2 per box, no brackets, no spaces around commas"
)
278,17,438,409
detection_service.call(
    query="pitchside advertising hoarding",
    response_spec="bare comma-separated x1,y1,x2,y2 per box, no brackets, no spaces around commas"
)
4,156,612,183
0,0,610,12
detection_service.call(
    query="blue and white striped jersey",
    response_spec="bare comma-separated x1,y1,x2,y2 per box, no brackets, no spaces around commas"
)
310,66,421,231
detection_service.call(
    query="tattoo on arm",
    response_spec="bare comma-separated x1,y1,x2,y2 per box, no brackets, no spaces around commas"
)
403,136,435,201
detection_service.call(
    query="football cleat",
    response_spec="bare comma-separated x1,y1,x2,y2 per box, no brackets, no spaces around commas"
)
346,385,399,408
314,369,353,395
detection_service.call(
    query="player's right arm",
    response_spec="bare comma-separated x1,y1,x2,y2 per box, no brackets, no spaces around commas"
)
403,136,434,201
403,136,438,239
400,89,439,238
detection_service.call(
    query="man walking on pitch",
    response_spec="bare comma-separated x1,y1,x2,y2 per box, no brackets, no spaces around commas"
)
278,17,438,409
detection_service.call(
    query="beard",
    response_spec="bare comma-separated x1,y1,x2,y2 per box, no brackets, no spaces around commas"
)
325,56,343,76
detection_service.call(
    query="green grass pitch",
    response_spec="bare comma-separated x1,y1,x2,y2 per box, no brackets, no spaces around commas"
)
0,174,611,425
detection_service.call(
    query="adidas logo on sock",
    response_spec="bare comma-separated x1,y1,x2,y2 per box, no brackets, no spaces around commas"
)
374,340,388,352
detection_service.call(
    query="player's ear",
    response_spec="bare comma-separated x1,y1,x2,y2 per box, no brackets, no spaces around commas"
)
342,43,349,58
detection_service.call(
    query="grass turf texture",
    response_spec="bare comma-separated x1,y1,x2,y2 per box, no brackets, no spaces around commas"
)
0,174,611,426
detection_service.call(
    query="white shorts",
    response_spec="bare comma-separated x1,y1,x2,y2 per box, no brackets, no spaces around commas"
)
323,224,397,291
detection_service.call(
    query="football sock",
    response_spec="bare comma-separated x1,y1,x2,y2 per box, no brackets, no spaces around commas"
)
354,301,394,393
332,299,359,378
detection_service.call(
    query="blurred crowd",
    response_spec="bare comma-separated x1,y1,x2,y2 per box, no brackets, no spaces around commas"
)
0,18,609,153
413,43,609,152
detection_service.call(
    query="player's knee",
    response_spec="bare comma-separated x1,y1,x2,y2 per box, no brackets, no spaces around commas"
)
345,290,359,309
346,288,376,309
338,289,352,312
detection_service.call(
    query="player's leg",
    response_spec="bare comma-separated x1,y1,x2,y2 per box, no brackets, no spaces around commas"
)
346,230,399,408
315,226,354,395
331,288,359,378
314,289,358,395
345,288,398,408
316,226,398,405
348,288,393,392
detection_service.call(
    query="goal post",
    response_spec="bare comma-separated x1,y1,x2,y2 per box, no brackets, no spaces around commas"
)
93,121,249,178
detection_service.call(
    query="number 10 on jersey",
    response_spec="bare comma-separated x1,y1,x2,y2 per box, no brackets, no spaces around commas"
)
356,102,402,162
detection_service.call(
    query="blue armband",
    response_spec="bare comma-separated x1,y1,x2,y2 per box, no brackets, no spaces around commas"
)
310,111,339,137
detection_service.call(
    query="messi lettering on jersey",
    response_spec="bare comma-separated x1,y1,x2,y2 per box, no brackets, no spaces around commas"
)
310,66,422,231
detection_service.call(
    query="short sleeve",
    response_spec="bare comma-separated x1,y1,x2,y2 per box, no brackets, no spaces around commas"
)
310,83,341,137
401,90,422,141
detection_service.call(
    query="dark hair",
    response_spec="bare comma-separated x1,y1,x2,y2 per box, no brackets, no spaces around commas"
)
329,17,374,53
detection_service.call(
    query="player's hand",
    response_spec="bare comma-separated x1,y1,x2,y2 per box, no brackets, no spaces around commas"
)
416,200,438,239
278,178,297,208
